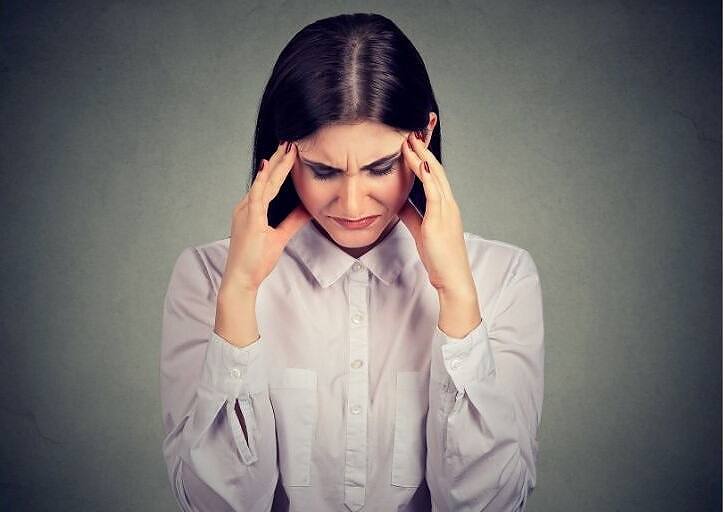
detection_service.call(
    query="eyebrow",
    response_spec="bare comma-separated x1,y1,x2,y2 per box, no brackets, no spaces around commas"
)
299,151,402,173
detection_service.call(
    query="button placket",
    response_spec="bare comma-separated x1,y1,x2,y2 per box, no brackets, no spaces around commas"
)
344,270,369,511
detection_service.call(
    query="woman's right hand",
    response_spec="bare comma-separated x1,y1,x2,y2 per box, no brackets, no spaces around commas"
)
220,140,311,295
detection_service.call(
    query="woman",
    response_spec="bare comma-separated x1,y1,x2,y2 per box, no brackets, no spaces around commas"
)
160,13,544,512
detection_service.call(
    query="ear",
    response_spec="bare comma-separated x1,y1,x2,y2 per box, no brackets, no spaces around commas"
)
423,112,438,146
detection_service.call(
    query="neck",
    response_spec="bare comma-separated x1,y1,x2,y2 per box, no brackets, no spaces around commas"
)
312,215,400,259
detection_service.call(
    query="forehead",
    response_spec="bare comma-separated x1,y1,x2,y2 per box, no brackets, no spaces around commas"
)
296,121,404,159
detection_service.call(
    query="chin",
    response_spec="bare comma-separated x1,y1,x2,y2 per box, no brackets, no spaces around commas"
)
321,216,385,244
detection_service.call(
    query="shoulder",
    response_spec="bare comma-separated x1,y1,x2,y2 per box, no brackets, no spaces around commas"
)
168,237,230,296
463,231,540,285
193,237,230,272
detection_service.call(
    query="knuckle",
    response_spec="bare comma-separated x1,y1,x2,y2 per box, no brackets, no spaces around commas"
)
234,198,248,211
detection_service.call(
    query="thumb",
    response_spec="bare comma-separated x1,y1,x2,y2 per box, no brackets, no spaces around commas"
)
274,204,312,246
398,199,423,247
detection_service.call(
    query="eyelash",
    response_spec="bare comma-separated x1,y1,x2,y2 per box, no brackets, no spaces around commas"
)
312,165,396,181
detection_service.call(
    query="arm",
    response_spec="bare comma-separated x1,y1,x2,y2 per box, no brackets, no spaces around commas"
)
426,249,545,511
160,247,279,512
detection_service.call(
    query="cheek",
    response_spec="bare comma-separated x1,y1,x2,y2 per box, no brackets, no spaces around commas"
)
291,169,328,208
383,171,414,204
379,184,404,205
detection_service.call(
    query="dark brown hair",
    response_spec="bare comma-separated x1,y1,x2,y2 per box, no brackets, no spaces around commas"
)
250,12,442,227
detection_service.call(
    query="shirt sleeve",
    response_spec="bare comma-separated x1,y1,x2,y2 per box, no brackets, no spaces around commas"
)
426,248,544,512
160,246,279,512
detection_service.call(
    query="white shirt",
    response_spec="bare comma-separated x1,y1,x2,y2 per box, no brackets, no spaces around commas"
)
160,218,544,511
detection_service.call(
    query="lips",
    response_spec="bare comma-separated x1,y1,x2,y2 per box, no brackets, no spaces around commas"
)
333,215,378,222
331,215,381,229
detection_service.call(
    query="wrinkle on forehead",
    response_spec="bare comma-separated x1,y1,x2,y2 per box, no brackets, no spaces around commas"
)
294,123,406,166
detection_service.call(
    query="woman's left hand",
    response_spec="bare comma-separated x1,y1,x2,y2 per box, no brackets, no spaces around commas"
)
398,130,477,298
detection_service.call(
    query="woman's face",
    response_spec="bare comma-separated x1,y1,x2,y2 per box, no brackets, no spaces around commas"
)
290,116,435,258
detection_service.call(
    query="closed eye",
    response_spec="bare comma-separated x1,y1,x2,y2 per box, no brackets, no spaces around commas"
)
311,165,396,181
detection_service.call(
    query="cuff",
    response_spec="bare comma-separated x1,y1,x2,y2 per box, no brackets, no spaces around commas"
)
431,319,496,395
199,330,269,398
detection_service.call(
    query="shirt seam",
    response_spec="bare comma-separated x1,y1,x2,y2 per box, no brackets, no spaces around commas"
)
487,248,525,324
191,246,218,297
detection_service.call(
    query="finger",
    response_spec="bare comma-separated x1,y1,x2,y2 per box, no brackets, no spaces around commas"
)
398,199,423,247
405,132,445,200
399,134,420,179
408,132,454,201
407,132,448,201
248,151,281,227
401,135,443,220
263,139,293,179
253,140,289,197
262,141,297,206
246,159,268,205
405,132,448,205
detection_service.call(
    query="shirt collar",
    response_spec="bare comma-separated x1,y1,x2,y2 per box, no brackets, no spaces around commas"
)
285,217,419,288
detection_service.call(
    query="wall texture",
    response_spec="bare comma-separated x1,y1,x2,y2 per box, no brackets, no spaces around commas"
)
1,1,720,510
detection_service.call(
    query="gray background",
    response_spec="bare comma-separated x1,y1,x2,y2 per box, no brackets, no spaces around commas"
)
1,1,720,510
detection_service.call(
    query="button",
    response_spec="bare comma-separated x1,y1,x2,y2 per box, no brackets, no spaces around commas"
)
350,405,362,415
351,313,363,325
351,359,363,369
230,368,242,379
351,262,363,272
450,357,463,370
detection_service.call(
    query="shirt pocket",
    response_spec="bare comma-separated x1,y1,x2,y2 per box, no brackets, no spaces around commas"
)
268,367,318,487
391,370,429,488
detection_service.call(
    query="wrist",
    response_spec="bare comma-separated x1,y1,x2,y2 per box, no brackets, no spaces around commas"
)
437,281,478,306
436,280,482,339
219,280,258,301
215,284,259,348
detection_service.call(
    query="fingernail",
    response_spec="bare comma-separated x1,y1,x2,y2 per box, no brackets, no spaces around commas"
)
285,141,292,153
407,140,414,150
424,161,430,173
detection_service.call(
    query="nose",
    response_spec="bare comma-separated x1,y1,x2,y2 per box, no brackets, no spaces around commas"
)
337,173,367,217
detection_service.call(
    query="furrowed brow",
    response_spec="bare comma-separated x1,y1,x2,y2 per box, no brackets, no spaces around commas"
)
300,151,401,172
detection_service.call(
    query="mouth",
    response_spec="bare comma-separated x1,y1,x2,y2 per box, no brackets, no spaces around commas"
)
330,215,381,229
